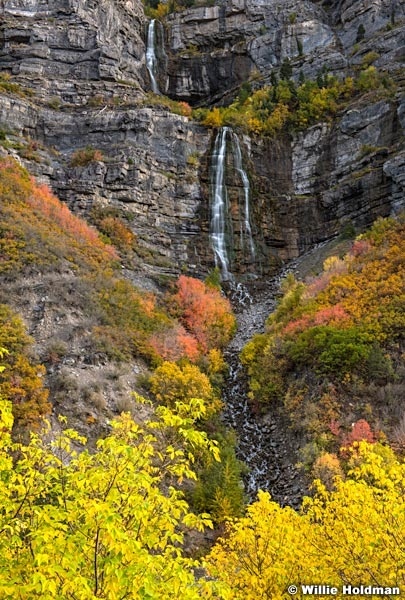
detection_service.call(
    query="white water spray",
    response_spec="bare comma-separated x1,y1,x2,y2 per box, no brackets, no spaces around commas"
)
231,132,255,261
210,127,232,280
210,128,256,279
146,20,159,94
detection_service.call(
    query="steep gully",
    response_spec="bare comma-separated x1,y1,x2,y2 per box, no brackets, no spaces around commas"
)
210,126,307,507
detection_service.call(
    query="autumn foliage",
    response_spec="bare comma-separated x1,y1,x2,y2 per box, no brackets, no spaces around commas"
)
168,275,236,353
0,306,50,430
0,396,404,597
0,157,118,274
149,324,200,362
149,361,222,418
69,146,104,167
0,158,238,439
0,398,221,599
0,157,190,368
242,216,405,464
206,442,405,598
149,275,236,364
198,65,394,137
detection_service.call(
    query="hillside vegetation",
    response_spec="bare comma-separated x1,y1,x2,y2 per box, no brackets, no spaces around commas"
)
195,63,395,135
242,216,405,471
0,157,242,522
0,160,404,597
0,158,235,417
0,397,404,598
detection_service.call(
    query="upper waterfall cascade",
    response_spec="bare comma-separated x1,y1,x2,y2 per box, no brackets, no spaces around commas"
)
210,127,256,280
146,19,159,94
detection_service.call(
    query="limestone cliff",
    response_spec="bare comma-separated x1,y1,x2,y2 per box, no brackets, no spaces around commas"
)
0,0,404,280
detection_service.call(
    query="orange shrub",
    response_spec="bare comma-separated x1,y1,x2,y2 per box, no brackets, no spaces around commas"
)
178,101,192,117
0,304,50,430
282,304,350,336
149,324,200,363
70,147,104,167
342,419,376,449
27,183,117,261
97,216,136,253
168,276,236,352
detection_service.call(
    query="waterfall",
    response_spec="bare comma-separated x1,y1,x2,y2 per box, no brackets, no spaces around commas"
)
209,127,256,280
231,132,255,261
210,127,232,280
146,19,159,94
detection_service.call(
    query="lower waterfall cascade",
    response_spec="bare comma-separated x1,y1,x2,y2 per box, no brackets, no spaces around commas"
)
231,131,256,263
210,127,231,280
209,127,257,281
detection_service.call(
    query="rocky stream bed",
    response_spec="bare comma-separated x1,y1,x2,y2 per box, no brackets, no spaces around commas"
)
222,277,307,509
221,241,345,508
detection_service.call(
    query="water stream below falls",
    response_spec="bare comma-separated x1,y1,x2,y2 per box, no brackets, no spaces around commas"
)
223,280,307,509
209,126,310,507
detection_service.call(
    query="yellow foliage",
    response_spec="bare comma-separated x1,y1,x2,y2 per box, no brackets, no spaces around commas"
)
323,255,346,272
311,451,344,490
207,348,227,376
207,490,310,599
0,304,50,430
149,361,222,417
319,218,405,340
264,102,289,134
207,443,405,597
246,116,263,134
0,399,223,599
203,107,223,128
154,3,169,18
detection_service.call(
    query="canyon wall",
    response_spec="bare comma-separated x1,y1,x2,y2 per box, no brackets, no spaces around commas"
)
0,0,404,279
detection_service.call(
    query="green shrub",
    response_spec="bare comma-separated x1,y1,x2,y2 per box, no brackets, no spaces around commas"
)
356,24,365,42
70,147,104,167
192,429,246,523
285,326,374,377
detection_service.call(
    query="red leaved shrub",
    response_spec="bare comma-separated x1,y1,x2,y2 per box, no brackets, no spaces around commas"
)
149,324,200,362
342,419,376,448
168,276,236,352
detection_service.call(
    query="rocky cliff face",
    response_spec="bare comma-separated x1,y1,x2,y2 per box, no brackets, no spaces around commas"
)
163,0,404,102
2,0,146,91
0,0,404,280
0,0,214,277
164,0,345,104
163,0,404,274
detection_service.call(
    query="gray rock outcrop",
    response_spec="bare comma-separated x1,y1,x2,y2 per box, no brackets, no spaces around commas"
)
2,0,147,92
